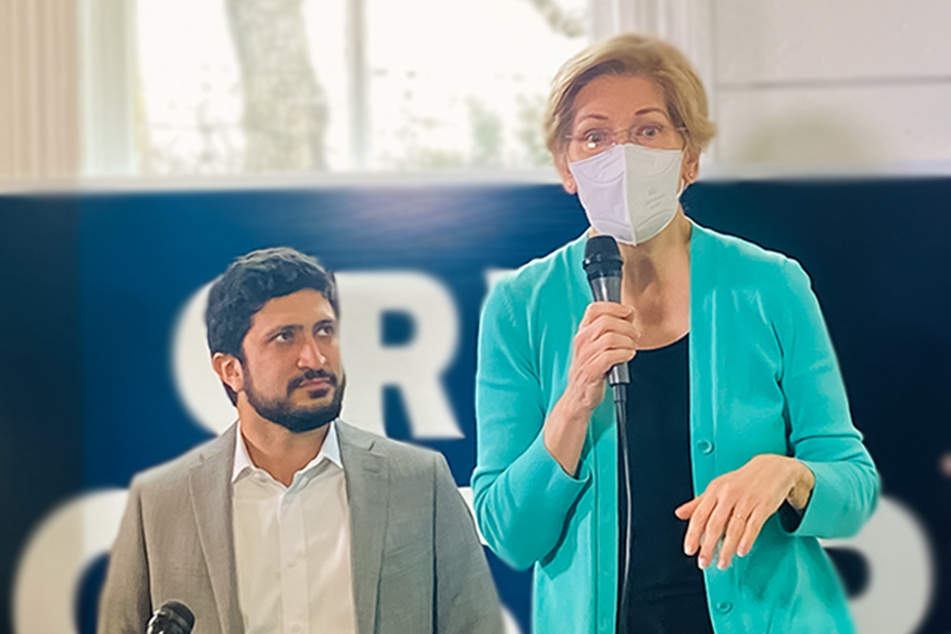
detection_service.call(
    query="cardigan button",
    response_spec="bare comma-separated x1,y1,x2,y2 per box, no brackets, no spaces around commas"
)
715,601,733,613
697,439,715,454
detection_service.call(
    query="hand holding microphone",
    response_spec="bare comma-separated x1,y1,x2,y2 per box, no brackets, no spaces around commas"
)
582,235,635,411
544,236,638,475
564,302,638,413
567,234,640,415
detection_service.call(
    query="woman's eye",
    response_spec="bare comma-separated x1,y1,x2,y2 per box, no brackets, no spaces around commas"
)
583,130,608,147
639,124,661,138
275,331,293,343
316,325,335,337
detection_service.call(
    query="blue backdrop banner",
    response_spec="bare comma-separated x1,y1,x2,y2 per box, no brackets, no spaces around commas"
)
1,178,948,634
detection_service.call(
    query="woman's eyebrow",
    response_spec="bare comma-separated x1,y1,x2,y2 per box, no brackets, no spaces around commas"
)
574,107,668,127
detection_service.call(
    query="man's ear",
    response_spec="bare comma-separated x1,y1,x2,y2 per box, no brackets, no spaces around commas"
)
212,352,244,394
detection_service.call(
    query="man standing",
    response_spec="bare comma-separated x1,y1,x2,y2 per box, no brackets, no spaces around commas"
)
97,247,502,634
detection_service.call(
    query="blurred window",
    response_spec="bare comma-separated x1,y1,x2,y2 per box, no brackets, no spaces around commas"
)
134,0,589,176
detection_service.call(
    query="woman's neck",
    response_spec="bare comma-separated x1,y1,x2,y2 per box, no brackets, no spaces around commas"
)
615,211,691,297
609,210,692,348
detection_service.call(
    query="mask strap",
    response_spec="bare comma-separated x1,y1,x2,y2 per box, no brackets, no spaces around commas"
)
676,178,687,198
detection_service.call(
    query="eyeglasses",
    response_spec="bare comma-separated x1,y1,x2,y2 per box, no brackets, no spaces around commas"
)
566,118,686,158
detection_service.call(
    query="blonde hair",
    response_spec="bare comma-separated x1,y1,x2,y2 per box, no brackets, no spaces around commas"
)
544,33,716,157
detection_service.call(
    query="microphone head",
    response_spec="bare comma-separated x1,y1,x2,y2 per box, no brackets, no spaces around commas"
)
147,600,195,634
583,235,623,281
162,601,195,629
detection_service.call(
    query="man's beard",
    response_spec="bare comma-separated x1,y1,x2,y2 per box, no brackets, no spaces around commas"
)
244,367,346,433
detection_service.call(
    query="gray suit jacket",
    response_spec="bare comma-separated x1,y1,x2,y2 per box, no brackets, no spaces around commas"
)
97,421,503,634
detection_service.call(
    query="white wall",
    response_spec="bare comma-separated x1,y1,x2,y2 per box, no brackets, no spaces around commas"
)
621,0,951,176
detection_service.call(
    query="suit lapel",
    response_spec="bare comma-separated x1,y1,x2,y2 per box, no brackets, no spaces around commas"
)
188,424,244,634
337,421,389,634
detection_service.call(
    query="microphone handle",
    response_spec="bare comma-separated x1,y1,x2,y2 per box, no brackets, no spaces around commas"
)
608,362,629,386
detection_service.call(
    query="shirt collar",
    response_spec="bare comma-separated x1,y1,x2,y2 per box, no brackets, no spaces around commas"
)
232,419,343,484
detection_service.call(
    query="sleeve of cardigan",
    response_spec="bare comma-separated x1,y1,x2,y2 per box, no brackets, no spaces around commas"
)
776,259,880,538
470,278,591,570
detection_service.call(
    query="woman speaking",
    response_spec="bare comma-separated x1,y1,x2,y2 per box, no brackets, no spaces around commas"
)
471,33,879,633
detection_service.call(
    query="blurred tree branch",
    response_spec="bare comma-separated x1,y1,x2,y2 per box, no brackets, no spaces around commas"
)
521,0,585,38
226,0,328,172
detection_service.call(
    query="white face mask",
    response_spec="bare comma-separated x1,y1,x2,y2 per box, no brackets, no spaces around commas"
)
568,144,684,246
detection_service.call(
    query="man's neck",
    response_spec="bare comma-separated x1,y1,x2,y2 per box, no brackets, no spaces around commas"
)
237,411,330,487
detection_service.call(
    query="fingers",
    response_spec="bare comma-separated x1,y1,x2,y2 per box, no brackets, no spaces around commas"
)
717,509,750,570
677,454,797,570
578,311,639,348
584,331,639,355
688,499,754,570
580,347,637,377
579,301,636,328
682,494,715,558
737,507,769,558
674,497,699,520
686,492,769,570
698,499,734,569
578,304,639,347
570,303,640,389
572,332,638,381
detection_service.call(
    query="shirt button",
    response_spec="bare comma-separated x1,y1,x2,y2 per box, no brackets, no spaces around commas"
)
715,601,733,613
697,439,714,454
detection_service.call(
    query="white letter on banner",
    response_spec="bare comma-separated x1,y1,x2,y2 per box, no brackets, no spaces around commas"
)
337,271,463,438
14,489,128,634
485,268,514,293
822,495,934,634
172,282,235,436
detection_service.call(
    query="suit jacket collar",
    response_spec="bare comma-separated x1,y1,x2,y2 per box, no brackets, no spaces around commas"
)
186,420,389,634
188,424,245,634
337,420,390,634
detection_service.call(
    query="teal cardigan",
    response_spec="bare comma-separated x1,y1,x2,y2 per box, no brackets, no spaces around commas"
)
472,223,879,633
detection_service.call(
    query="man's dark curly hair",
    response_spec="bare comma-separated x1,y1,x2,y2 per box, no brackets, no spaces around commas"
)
205,247,339,405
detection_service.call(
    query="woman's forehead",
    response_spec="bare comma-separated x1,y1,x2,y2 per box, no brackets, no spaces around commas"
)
572,75,668,124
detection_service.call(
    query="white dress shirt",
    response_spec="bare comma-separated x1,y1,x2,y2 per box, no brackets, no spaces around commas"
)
232,420,358,634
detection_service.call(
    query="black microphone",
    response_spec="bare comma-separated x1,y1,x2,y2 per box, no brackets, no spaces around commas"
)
583,235,631,390
584,235,633,632
147,600,195,634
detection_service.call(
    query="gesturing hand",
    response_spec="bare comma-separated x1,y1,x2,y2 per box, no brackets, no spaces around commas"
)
674,454,815,571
